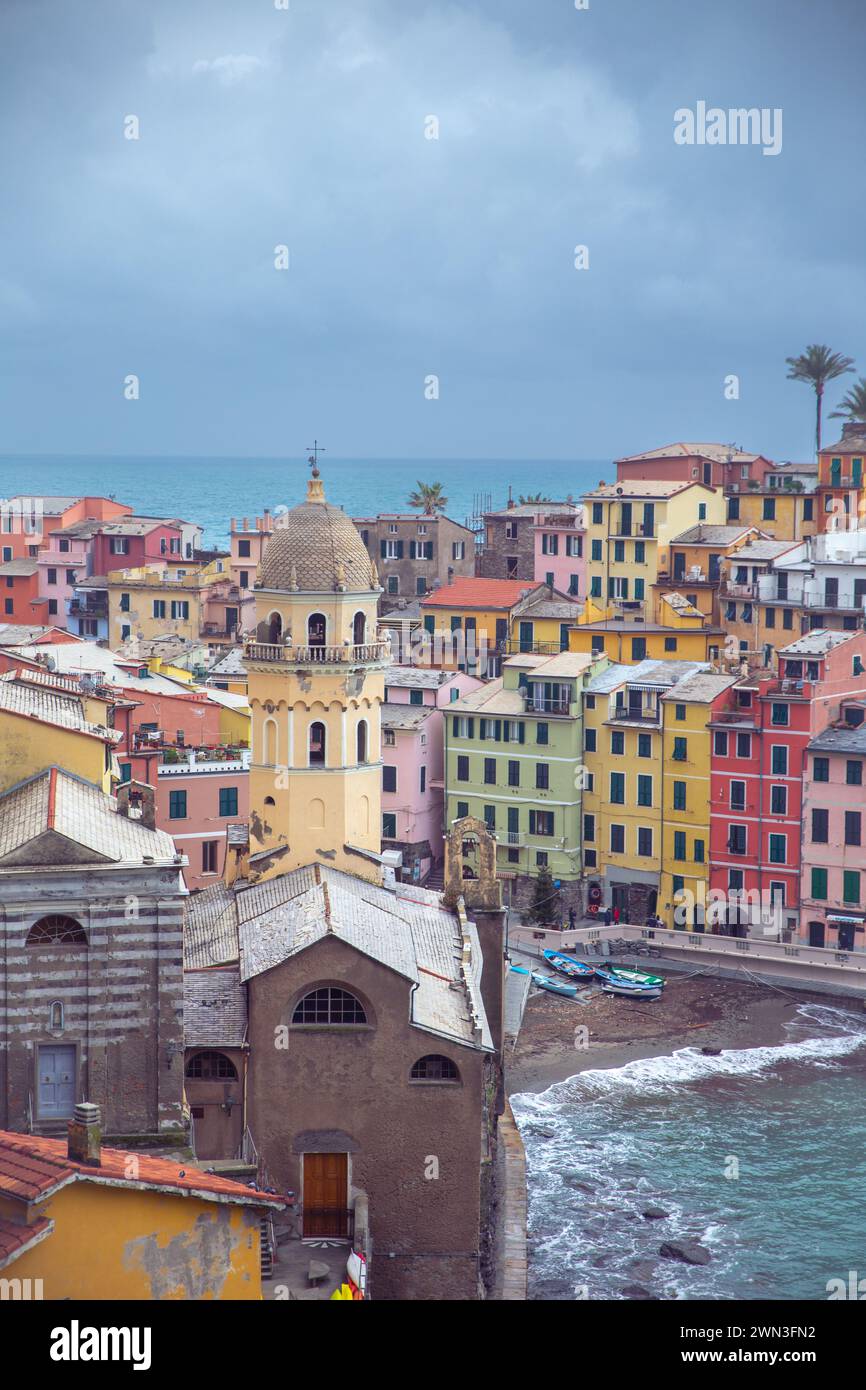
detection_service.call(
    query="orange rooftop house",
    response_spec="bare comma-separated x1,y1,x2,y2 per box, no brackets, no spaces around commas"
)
0,1107,286,1300
420,576,543,676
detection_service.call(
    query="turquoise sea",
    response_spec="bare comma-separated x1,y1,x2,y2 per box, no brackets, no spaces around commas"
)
512,1004,866,1301
0,455,612,549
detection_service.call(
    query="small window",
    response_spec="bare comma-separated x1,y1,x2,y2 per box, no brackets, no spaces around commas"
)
292,987,367,1025
410,1054,459,1083
186,1051,238,1079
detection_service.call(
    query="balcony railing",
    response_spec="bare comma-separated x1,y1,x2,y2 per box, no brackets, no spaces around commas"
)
244,640,390,665
504,640,562,655
608,705,659,724
521,694,574,716
723,581,759,599
68,598,108,616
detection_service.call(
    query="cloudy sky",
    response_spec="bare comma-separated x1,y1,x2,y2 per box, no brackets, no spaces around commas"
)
0,0,863,462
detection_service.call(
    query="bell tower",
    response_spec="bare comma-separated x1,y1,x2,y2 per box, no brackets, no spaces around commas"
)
244,456,387,880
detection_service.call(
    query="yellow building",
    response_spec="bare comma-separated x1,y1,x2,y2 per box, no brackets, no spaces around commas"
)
718,537,805,666
0,669,120,794
582,481,727,611
243,468,389,880
0,1117,284,1301
107,567,209,648
570,592,723,665
420,577,578,671
726,485,819,542
656,522,766,624
658,671,738,929
581,658,711,922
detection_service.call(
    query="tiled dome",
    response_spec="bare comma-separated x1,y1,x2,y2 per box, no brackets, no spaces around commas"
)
258,475,376,594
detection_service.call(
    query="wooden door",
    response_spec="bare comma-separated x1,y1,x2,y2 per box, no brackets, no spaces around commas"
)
303,1153,349,1238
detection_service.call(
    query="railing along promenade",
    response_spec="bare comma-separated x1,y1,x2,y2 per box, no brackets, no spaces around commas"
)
508,921,866,997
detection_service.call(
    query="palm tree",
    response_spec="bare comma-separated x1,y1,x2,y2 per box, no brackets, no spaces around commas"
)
830,377,866,425
407,481,448,514
517,492,552,505
785,344,855,454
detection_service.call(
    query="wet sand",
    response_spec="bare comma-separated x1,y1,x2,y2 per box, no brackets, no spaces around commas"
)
507,971,857,1095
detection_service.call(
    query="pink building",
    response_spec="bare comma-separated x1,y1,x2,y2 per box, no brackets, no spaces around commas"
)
801,705,866,952
155,747,250,891
533,507,585,599
381,666,482,882
230,513,273,633
36,530,93,627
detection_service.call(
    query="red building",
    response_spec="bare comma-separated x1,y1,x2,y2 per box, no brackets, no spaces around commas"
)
709,629,866,936
615,443,772,490
87,517,187,575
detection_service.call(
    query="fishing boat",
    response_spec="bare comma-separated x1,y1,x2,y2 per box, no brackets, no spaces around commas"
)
509,965,578,999
600,979,662,1001
596,964,665,989
542,949,596,981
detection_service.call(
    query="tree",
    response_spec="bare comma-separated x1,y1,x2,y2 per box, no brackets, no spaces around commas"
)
785,344,855,454
517,492,552,505
528,863,561,927
830,377,866,425
407,481,448,514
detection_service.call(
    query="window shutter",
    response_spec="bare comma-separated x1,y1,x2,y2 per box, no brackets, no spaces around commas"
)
409,540,416,559
479,718,487,739
425,541,434,559
467,718,475,738
518,722,525,744
396,540,404,558
380,540,387,558
529,810,536,834
494,720,502,741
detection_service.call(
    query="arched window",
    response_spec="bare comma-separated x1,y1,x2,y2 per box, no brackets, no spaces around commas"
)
356,719,368,764
267,611,282,644
308,612,326,647
264,795,275,806
309,721,326,765
292,987,367,1026
185,1051,238,1080
27,916,87,946
353,611,366,646
411,1055,460,1082
49,1001,64,1031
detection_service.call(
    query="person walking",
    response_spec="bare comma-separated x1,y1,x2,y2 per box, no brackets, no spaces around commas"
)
603,905,613,927
613,905,621,925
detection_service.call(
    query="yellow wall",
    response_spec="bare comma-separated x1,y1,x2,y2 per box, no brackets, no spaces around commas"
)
423,603,510,667
0,711,113,794
658,698,712,929
729,490,818,541
107,572,204,647
1,1182,264,1300
582,683,663,884
583,485,727,604
215,700,251,745
247,589,383,879
570,625,719,666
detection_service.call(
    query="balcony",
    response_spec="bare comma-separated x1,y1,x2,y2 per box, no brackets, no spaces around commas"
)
503,640,562,655
521,693,574,716
244,640,391,666
607,701,659,725
722,581,759,599
68,598,108,617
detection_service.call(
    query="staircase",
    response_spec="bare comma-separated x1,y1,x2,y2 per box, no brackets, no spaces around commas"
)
260,1216,275,1282
424,863,444,892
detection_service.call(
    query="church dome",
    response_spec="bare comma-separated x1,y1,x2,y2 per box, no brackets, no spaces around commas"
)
258,472,376,594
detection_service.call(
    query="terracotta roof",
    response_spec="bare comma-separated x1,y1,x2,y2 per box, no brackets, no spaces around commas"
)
0,1129,286,1208
616,442,765,464
421,577,541,610
0,1215,54,1270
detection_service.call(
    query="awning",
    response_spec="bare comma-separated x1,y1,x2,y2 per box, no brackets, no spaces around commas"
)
827,914,865,927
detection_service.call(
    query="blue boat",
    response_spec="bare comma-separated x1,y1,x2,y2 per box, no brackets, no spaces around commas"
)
542,949,596,981
509,965,578,999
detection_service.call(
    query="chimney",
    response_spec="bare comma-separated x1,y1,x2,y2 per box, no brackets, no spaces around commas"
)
68,1102,101,1166
116,780,156,830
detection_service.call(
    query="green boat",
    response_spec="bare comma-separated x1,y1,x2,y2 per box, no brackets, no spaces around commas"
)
603,965,665,989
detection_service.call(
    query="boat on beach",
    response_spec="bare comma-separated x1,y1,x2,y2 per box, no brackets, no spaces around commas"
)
510,965,579,999
596,964,666,989
600,979,663,1000
542,949,596,981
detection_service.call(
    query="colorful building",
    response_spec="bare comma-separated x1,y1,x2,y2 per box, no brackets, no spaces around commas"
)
107,567,208,647
381,666,482,883
580,659,710,922
444,650,601,908
421,576,543,674
815,423,866,531
0,560,41,625
476,500,582,581
532,506,586,598
0,669,121,794
658,522,766,623
725,483,818,542
570,592,723,665
801,716,866,951
708,629,866,938
615,441,772,489
582,480,727,611
718,538,805,665
0,495,131,566
243,468,389,880
0,1115,284,1300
